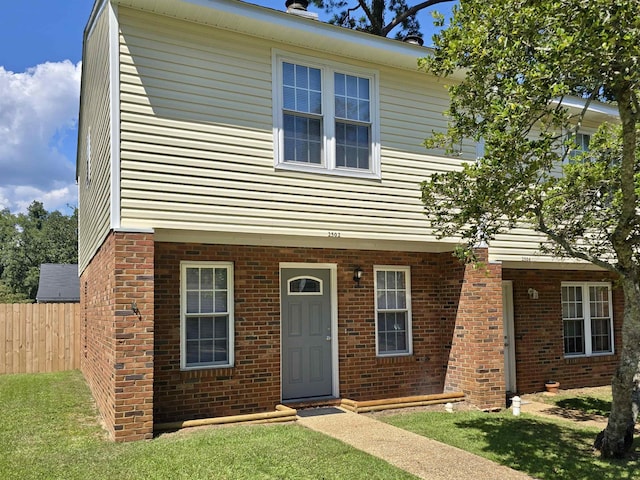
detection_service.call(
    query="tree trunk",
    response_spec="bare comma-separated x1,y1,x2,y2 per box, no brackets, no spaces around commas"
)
594,277,640,458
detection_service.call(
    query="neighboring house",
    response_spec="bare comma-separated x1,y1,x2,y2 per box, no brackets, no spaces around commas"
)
36,264,80,303
77,0,622,441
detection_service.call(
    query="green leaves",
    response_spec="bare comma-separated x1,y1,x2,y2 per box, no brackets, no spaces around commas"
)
421,0,639,272
311,0,452,38
0,202,77,301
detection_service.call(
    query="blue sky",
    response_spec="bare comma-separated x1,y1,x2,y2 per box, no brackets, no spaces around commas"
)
0,0,452,214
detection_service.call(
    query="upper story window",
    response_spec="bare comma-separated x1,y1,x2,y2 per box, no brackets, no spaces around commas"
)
562,282,613,357
273,52,380,179
568,132,591,159
374,266,412,356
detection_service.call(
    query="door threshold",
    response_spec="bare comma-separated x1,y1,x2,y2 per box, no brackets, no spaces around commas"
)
282,396,341,409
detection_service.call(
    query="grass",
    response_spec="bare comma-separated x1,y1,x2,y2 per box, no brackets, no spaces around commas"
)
382,407,638,480
526,387,613,417
0,371,417,480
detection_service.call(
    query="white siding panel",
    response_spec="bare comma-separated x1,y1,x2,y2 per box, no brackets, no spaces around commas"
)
490,228,555,263
77,7,112,272
116,8,468,245
121,180,423,217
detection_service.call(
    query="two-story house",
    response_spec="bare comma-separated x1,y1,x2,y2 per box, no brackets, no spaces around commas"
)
77,0,622,441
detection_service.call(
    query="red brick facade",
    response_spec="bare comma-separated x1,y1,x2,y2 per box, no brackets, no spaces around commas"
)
81,234,622,440
443,250,505,409
81,231,154,441
152,243,507,423
503,268,622,393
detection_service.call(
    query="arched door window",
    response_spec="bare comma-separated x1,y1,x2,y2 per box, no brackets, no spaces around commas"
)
287,276,323,295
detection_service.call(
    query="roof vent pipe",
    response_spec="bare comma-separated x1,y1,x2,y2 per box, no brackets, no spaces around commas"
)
286,0,309,11
403,35,424,46
285,0,319,20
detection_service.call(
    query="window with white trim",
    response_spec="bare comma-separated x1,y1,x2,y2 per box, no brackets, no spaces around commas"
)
375,266,412,356
561,282,613,357
181,262,234,369
273,52,380,178
568,132,590,159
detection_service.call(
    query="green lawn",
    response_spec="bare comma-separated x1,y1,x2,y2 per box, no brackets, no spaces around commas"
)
0,371,417,480
527,387,613,418
382,408,638,480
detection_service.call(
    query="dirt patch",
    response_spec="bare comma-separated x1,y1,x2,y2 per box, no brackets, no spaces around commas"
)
155,419,293,439
521,385,611,404
366,400,479,418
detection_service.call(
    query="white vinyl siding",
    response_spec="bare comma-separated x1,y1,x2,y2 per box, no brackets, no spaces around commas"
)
115,8,467,247
181,262,234,369
490,228,554,264
77,6,112,273
374,266,412,356
561,282,613,357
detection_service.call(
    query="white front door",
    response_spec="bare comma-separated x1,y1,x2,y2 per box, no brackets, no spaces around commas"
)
502,281,517,393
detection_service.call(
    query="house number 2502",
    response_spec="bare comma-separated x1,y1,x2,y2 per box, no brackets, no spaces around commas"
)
328,232,341,238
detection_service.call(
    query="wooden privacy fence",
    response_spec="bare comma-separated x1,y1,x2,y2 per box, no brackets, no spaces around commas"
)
0,303,81,375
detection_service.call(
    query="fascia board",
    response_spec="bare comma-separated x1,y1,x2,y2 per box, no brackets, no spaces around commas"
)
111,0,433,71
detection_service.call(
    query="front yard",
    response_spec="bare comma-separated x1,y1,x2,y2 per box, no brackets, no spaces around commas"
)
0,371,417,480
381,388,638,480
2,371,638,480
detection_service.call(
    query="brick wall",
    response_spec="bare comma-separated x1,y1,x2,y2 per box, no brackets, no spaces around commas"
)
81,231,154,441
81,232,117,439
442,249,505,409
503,268,622,393
83,234,624,433
154,243,458,424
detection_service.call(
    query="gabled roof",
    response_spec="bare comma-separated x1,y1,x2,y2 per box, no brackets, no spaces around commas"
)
36,264,80,303
87,0,430,72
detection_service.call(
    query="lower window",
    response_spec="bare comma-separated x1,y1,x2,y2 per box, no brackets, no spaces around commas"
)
561,282,613,357
375,266,412,356
181,262,234,369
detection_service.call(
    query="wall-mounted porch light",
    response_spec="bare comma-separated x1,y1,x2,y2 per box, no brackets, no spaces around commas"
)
353,266,363,288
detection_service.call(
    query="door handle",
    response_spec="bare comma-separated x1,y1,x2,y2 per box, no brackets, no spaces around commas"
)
326,336,332,341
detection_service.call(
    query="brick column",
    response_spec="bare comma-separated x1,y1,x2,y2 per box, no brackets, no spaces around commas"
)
444,248,505,410
112,231,154,441
81,230,155,441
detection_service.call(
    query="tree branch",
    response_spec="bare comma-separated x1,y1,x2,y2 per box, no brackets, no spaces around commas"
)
356,0,374,27
535,209,619,274
381,0,453,37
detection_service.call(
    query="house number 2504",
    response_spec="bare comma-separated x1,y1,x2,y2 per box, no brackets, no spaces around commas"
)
328,232,341,238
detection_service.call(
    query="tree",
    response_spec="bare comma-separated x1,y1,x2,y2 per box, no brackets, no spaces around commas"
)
0,208,16,279
310,0,452,38
420,0,639,458
1,202,78,301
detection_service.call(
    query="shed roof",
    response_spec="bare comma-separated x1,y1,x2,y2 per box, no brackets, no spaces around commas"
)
36,264,80,303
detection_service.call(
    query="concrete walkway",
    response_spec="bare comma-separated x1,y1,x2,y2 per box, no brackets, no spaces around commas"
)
297,407,535,480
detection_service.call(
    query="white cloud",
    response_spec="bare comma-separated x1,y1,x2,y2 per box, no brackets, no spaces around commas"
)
0,60,81,213
0,184,77,214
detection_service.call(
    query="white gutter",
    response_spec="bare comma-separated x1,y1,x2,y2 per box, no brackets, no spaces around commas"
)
552,97,620,119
